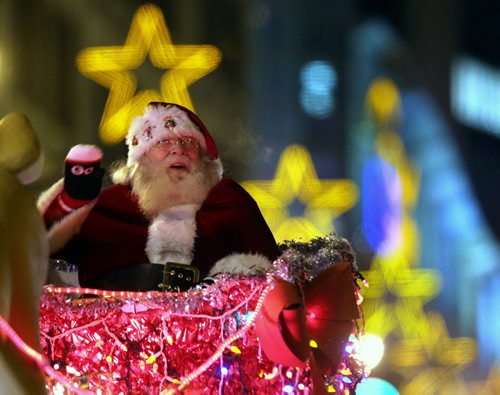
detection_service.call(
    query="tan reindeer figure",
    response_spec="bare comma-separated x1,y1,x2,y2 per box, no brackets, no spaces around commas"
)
0,112,48,394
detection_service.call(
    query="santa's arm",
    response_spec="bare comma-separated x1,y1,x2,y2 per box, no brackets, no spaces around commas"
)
37,145,104,253
208,184,281,276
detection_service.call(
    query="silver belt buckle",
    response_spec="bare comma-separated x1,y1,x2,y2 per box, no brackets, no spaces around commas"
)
158,262,200,291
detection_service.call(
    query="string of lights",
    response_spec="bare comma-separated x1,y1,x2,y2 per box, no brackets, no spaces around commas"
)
0,235,372,393
0,315,92,395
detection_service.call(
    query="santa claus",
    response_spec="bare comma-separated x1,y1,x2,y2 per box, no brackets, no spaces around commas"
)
38,102,280,291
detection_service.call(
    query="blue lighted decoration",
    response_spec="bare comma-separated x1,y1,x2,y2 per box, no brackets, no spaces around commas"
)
361,157,402,255
299,60,337,119
357,377,399,395
451,56,500,137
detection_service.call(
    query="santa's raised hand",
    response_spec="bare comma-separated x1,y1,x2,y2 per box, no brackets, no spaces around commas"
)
40,144,104,228
63,145,104,204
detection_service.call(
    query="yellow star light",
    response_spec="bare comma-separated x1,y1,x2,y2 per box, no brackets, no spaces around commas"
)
466,364,500,394
241,144,359,242
361,78,478,393
361,254,442,338
76,4,222,144
390,312,476,371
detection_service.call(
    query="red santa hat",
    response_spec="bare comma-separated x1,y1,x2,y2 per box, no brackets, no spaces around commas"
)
126,102,219,166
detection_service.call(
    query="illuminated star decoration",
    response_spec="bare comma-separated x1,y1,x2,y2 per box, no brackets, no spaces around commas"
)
76,3,221,144
241,144,359,242
360,78,477,393
466,364,500,394
34,243,368,394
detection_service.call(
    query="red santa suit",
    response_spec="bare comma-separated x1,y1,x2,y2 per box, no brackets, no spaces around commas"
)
38,102,280,290
41,178,280,288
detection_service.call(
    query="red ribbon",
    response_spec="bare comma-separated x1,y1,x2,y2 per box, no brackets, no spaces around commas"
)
255,261,360,393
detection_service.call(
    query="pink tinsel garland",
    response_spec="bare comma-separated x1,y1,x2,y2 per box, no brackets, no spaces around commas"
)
39,275,366,394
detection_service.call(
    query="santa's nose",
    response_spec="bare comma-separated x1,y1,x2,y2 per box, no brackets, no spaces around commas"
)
167,142,187,156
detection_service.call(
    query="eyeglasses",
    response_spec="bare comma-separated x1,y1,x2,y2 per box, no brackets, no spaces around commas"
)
155,137,200,152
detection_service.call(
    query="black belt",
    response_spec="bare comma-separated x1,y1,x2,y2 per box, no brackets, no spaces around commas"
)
87,263,201,292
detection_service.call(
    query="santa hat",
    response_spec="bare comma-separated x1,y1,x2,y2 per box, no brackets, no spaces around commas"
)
126,102,220,166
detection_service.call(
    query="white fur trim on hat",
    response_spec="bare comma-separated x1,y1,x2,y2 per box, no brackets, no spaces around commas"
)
208,253,273,276
126,105,207,166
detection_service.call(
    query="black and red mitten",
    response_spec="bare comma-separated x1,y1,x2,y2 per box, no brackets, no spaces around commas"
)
63,144,104,203
43,145,104,226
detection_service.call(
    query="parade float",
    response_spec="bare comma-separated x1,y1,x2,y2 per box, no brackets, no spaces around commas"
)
35,235,369,394
0,111,371,393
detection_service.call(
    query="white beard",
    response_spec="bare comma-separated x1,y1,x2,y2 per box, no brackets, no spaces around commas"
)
131,156,219,218
130,156,219,265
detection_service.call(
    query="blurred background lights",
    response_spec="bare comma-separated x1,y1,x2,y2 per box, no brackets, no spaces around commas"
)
0,50,7,89
358,333,385,370
75,3,221,144
362,158,402,256
1,1,499,392
357,377,399,395
452,56,500,137
299,60,337,119
51,382,65,395
241,144,359,243
366,78,401,125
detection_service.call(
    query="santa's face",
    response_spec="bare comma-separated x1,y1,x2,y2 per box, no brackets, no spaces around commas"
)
146,137,201,180
132,139,219,217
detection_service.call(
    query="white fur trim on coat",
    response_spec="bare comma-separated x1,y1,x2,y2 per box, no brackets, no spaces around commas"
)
208,253,272,276
37,178,64,214
36,178,95,253
146,204,200,265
